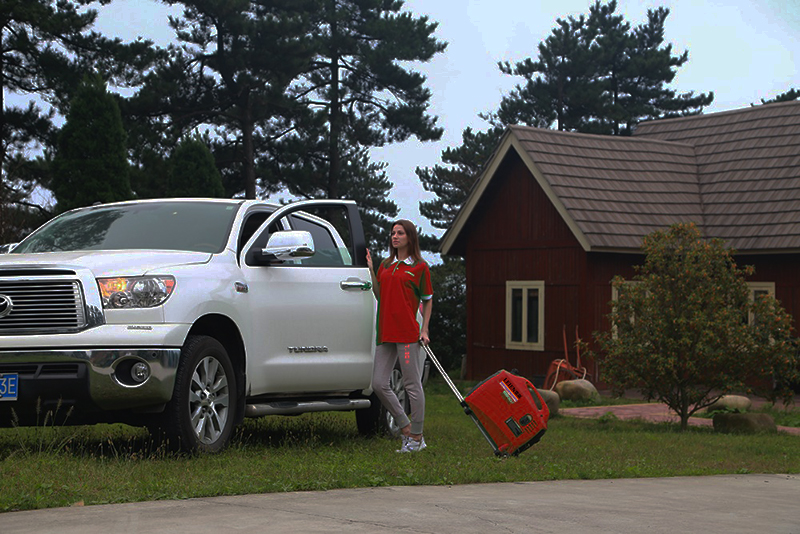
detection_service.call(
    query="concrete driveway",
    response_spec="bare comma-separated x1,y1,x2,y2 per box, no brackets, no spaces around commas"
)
1,474,797,533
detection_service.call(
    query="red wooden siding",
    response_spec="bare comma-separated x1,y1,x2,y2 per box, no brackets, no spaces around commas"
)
460,151,800,385
464,151,588,382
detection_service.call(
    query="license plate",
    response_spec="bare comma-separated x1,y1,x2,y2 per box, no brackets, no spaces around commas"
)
0,373,18,401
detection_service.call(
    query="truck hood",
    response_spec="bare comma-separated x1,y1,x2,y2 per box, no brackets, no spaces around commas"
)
0,250,212,277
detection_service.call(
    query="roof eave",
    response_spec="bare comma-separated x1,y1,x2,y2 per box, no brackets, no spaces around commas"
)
441,128,594,255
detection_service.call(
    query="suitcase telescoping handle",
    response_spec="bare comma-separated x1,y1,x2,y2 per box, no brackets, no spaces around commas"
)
422,343,502,455
422,343,464,403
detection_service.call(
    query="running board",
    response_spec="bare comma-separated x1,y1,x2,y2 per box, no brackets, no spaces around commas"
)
245,398,371,417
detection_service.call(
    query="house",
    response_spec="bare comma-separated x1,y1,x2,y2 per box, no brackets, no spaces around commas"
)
440,100,800,384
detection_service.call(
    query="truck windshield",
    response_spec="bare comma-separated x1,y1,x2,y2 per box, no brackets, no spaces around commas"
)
13,201,241,254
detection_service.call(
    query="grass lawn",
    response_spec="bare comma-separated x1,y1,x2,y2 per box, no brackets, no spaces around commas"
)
1,378,798,513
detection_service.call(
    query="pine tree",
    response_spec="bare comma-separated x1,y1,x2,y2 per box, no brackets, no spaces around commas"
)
129,0,317,200
417,127,503,240
614,5,713,133
2,0,160,237
276,0,446,200
492,14,596,132
51,75,132,212
490,0,713,135
167,136,225,198
759,88,800,105
2,0,106,235
420,0,715,241
263,0,444,249
334,146,398,251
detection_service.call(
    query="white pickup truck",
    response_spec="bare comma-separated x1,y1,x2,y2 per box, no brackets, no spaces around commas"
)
0,198,414,452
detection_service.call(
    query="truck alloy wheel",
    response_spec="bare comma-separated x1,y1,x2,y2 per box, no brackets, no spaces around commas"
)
161,335,237,453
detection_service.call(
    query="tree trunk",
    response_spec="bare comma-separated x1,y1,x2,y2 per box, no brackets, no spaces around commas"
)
327,0,341,200
242,101,256,199
679,395,689,431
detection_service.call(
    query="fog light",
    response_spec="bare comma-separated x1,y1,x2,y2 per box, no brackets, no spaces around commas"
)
131,362,150,383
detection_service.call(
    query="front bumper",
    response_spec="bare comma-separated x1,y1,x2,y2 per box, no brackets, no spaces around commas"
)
0,347,180,413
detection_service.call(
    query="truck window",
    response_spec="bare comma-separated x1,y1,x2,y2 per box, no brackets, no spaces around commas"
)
244,204,356,267
13,201,240,254
238,211,276,257
287,211,353,267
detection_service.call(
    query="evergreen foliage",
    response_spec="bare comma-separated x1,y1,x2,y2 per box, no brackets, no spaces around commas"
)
417,127,503,241
418,0,714,245
270,0,445,249
277,0,445,196
428,257,467,372
1,0,159,237
2,0,103,234
489,0,714,134
494,13,593,132
51,75,132,212
130,0,318,199
759,88,800,105
130,136,225,200
168,137,225,198
596,223,799,430
333,146,398,251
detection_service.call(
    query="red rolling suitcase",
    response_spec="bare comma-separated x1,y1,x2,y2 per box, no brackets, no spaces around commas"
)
423,344,549,456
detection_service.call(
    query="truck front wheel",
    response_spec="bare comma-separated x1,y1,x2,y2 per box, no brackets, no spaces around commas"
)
155,335,237,453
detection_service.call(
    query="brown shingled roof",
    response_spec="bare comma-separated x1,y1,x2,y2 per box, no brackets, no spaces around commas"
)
441,100,800,255
634,100,800,252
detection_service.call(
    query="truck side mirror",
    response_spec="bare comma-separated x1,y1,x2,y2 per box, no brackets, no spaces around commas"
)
261,231,315,262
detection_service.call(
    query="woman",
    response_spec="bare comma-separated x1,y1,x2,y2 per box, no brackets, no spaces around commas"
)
366,220,433,453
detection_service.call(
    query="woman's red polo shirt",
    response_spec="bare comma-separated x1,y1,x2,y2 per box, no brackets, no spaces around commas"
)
376,257,433,344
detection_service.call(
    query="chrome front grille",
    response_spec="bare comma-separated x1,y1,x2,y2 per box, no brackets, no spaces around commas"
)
0,279,87,334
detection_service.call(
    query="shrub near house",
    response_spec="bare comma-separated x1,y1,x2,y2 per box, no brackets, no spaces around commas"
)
597,223,800,430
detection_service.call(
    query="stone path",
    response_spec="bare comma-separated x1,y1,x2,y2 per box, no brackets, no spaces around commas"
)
560,401,800,435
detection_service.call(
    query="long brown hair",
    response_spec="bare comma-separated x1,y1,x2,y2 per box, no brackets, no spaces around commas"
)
383,219,424,265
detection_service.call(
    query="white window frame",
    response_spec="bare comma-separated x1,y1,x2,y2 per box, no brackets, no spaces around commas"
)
610,280,641,339
747,281,775,326
505,281,545,351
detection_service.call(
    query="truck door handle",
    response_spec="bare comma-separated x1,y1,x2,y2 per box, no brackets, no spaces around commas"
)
340,278,372,291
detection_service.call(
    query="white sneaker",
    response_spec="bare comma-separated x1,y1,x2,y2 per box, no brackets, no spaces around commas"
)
396,435,410,452
397,435,427,453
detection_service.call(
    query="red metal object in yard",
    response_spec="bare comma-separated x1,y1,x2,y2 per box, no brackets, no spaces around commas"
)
424,344,549,456
463,370,550,456
543,325,588,390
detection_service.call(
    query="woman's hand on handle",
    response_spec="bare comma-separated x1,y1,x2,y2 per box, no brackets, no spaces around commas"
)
420,330,430,346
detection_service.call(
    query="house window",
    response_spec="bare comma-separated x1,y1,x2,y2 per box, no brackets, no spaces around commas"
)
747,282,775,326
506,281,544,351
610,280,640,338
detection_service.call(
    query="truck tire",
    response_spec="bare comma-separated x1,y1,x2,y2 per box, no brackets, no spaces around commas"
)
155,335,237,453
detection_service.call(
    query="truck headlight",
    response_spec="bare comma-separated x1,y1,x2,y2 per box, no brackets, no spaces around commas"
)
97,276,176,309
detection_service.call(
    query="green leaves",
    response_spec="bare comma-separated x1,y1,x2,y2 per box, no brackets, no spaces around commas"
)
598,222,800,430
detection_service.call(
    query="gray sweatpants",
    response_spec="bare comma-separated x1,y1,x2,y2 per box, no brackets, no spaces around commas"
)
373,342,425,435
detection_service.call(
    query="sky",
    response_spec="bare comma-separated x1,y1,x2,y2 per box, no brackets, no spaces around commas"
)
64,0,800,237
